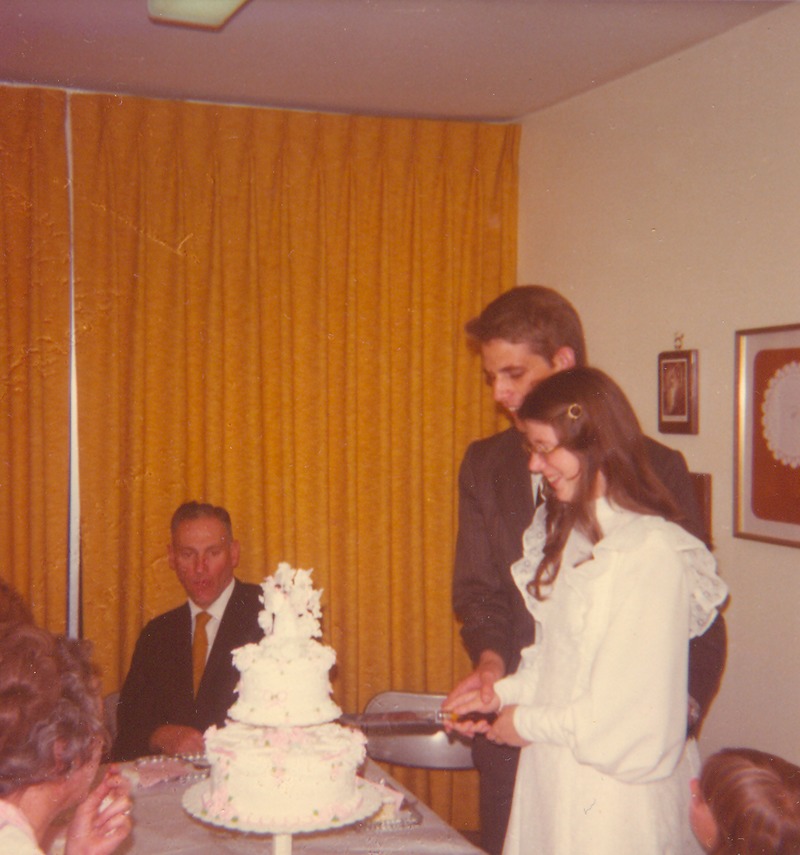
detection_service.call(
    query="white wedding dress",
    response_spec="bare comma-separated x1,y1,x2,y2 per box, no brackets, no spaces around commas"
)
496,499,727,855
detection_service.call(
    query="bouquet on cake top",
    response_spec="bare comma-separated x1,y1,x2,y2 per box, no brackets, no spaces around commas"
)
259,562,323,640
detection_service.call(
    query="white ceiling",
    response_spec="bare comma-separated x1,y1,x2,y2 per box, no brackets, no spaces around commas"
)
0,0,787,122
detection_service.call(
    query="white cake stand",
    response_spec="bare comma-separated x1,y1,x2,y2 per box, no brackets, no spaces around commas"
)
182,777,383,854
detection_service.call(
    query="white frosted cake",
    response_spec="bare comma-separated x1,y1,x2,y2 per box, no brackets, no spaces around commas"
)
204,720,366,827
201,564,369,830
228,564,342,726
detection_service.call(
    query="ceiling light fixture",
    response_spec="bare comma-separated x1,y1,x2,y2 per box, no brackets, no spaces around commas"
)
147,0,251,29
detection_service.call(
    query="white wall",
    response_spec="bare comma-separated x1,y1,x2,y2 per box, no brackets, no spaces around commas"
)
517,4,800,765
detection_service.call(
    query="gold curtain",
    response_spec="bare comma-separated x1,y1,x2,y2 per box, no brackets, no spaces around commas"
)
71,93,517,829
0,87,71,630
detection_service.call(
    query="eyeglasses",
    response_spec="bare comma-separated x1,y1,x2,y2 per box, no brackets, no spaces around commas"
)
522,439,562,458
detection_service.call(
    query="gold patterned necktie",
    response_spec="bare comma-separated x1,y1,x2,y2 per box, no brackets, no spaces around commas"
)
192,611,211,696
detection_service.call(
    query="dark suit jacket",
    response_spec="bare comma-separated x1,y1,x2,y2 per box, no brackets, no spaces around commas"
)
453,426,726,730
111,578,263,761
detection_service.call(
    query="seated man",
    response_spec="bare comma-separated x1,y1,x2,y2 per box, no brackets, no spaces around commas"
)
112,501,263,761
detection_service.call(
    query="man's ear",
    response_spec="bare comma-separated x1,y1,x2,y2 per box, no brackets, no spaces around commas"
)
230,540,241,570
552,346,577,372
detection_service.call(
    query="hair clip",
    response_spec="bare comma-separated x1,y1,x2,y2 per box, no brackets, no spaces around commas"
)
567,403,582,420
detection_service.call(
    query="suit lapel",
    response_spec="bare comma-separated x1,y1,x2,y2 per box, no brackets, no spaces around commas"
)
496,429,535,544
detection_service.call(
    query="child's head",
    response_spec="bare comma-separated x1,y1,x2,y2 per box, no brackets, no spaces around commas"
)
691,748,800,854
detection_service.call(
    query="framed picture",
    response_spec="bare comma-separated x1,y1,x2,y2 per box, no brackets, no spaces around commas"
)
735,323,800,548
658,349,698,434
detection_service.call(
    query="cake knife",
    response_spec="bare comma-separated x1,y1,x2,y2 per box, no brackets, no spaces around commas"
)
339,710,497,729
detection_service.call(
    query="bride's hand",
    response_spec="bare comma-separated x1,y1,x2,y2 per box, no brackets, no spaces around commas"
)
485,706,530,748
442,689,500,737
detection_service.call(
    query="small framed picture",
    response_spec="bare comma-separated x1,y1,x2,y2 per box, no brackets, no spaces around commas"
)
658,349,698,434
734,323,800,548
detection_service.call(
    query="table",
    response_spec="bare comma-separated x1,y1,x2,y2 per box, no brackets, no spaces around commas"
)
115,759,482,854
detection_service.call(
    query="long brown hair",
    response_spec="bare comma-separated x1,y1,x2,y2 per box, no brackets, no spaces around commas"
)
700,748,800,855
517,366,682,598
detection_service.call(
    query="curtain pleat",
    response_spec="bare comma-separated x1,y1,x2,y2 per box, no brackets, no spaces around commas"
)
0,87,71,630
69,94,517,829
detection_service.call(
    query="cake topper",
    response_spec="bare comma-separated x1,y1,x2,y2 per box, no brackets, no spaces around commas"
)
259,563,323,639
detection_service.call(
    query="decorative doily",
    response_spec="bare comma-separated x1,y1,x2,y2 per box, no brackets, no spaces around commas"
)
761,361,800,468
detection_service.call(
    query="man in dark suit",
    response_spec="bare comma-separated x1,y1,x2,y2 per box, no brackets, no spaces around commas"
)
112,502,263,761
446,286,726,855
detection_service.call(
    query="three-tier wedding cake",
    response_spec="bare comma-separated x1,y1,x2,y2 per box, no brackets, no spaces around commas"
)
202,564,367,827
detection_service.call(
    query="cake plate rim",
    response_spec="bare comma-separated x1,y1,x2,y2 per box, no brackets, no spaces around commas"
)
182,776,383,835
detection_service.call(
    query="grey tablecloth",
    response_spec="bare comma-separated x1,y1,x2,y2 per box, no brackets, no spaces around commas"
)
115,758,481,854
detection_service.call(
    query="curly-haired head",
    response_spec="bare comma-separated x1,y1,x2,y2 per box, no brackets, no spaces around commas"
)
0,622,106,796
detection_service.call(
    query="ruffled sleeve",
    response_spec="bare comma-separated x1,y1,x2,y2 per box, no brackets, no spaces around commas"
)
684,546,727,638
592,508,727,638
